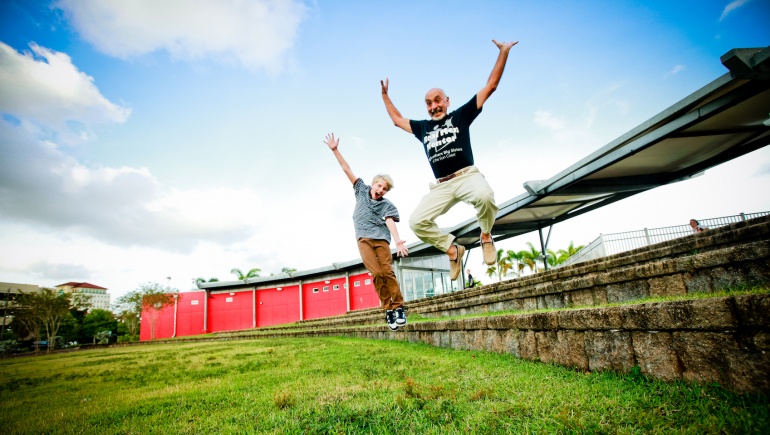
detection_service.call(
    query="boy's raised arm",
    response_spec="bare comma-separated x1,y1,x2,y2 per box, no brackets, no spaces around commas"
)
380,78,412,133
324,133,357,185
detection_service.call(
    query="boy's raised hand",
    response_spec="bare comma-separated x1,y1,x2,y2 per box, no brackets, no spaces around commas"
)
396,240,409,257
324,133,339,150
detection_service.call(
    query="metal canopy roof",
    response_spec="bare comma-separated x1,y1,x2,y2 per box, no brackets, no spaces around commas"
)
202,47,769,290
440,46,770,255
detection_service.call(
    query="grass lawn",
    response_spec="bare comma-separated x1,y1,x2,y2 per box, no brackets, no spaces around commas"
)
1,337,767,434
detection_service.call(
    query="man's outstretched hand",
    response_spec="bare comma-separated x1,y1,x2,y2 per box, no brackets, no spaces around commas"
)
493,39,518,52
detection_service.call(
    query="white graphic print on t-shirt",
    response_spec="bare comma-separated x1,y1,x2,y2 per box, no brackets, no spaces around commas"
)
423,117,460,164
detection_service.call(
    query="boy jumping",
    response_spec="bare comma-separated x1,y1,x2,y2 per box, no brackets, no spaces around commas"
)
324,133,409,331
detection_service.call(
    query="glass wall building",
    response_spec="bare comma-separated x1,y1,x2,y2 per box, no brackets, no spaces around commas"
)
395,254,459,302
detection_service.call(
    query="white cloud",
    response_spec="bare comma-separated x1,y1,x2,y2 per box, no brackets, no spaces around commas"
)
720,0,750,21
0,41,265,253
55,0,308,72
534,109,565,131
0,42,131,142
26,261,94,281
668,64,686,76
0,121,264,251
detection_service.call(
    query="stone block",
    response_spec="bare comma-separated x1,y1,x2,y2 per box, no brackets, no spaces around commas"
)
709,266,748,291
631,331,681,381
536,331,557,363
567,289,594,308
745,260,770,285
520,297,538,311
464,317,488,330
622,298,737,330
558,307,623,330
647,274,686,298
606,280,649,303
501,330,521,358
585,330,635,372
729,240,769,262
553,330,588,370
733,294,770,328
593,288,609,305
449,330,468,351
516,312,559,330
519,330,538,360
669,331,770,392
445,319,464,331
437,331,451,349
683,271,713,294
487,314,516,330
485,330,505,353
692,250,726,269
544,293,566,309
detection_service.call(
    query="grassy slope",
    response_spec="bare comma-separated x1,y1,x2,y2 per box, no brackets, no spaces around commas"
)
1,337,768,434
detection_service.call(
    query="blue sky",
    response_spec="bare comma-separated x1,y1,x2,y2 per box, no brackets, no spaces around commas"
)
1,0,769,301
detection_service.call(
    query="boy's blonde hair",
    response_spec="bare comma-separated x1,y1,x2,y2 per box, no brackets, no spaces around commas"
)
372,174,394,190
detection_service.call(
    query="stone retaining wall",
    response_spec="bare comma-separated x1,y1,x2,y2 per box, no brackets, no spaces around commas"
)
254,294,770,394
281,216,770,330
216,216,770,394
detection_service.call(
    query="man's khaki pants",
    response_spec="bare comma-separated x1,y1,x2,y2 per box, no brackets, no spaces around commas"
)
409,166,498,253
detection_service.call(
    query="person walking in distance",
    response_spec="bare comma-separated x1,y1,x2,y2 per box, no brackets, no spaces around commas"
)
324,133,409,331
380,39,518,281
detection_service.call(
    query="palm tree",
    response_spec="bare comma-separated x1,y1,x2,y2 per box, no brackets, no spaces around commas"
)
483,249,511,282
281,267,297,276
546,249,560,268
194,277,220,288
520,242,542,274
556,241,584,263
505,250,525,278
485,264,497,280
230,267,261,282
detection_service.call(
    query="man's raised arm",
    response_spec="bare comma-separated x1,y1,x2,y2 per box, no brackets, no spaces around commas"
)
476,39,518,109
380,78,412,133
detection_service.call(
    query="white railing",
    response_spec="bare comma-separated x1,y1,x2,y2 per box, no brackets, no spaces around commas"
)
556,211,770,269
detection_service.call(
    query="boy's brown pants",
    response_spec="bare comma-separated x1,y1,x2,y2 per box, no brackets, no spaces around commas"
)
357,238,404,310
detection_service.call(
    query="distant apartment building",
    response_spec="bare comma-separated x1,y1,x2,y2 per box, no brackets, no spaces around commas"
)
55,282,111,311
1,282,44,333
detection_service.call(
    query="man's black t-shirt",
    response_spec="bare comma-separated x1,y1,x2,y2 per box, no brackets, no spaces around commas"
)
409,95,482,179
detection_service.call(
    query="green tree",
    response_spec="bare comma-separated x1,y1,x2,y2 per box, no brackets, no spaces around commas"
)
484,249,512,282
520,242,543,274
8,292,44,350
281,267,297,275
113,290,142,339
194,277,219,288
137,282,177,341
11,289,89,353
506,250,526,278
556,241,584,265
546,249,560,268
230,268,261,282
81,309,118,344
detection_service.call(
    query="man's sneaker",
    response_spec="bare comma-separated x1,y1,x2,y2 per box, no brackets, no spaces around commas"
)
385,310,399,331
395,307,407,326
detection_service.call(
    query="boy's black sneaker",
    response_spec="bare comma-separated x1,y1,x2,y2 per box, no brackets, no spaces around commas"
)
395,307,407,326
385,310,399,331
